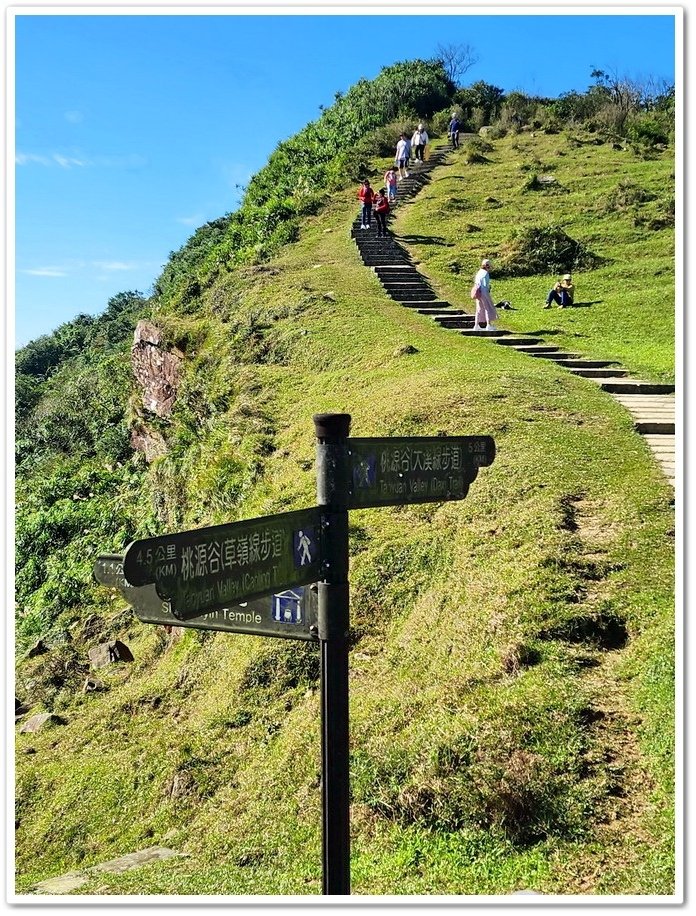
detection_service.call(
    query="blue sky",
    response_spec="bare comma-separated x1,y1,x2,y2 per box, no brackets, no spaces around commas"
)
12,8,678,348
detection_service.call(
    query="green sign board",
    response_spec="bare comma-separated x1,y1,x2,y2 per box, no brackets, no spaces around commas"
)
94,554,318,640
122,507,322,620
346,436,496,509
94,415,497,897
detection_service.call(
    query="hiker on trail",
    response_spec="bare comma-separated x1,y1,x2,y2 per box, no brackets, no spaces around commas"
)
544,273,575,308
404,131,412,165
448,113,461,149
471,258,498,331
384,167,398,202
411,123,429,161
373,188,390,237
358,179,376,230
395,134,410,179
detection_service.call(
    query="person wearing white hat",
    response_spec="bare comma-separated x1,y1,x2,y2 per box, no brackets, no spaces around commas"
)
544,273,575,308
411,123,429,161
471,258,498,331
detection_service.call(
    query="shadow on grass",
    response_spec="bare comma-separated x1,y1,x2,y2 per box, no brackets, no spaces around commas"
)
398,234,454,247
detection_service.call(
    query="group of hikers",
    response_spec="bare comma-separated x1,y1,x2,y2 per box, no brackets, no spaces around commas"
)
357,123,431,233
357,125,577,319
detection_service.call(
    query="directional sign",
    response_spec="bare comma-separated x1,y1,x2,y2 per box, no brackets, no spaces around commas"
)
346,436,495,509
94,555,318,640
122,507,322,620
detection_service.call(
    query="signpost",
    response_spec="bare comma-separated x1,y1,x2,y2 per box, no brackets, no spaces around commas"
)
122,507,322,621
94,554,318,640
347,435,495,509
94,415,495,896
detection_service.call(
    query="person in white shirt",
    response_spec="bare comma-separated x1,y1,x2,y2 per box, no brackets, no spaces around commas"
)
395,134,410,179
411,123,429,161
471,258,498,331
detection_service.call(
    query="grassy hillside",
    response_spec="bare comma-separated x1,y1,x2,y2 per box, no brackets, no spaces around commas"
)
395,132,674,382
15,82,675,896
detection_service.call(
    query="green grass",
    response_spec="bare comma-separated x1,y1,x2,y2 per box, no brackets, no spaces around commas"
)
15,132,675,897
394,133,674,382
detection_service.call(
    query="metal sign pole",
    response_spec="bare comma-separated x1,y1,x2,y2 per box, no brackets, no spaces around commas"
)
314,413,352,896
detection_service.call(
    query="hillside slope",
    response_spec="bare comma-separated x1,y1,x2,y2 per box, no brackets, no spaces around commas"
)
15,86,675,896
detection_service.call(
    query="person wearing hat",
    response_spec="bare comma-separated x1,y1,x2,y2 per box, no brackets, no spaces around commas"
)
448,112,461,149
544,273,575,308
411,123,429,161
471,258,498,331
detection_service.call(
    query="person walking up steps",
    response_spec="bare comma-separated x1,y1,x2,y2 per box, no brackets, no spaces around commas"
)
448,113,461,149
358,179,376,230
471,258,498,331
373,188,390,237
411,123,429,161
384,166,398,202
395,134,409,180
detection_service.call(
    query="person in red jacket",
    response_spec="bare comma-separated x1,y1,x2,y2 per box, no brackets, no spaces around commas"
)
358,179,376,229
373,188,390,237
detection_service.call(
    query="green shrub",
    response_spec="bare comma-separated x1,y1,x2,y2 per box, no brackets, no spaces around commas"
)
154,59,456,301
496,225,604,277
604,179,657,212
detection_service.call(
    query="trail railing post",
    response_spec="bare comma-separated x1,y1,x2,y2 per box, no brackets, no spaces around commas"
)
314,412,352,896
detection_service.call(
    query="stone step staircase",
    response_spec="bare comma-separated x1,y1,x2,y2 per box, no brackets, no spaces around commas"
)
493,341,675,486
350,144,675,488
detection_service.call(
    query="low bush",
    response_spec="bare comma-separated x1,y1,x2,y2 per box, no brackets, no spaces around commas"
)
604,179,657,213
496,225,604,277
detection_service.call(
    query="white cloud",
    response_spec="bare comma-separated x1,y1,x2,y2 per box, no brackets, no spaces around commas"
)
16,151,146,169
65,110,84,123
53,153,89,168
21,267,68,277
91,261,136,272
16,152,51,166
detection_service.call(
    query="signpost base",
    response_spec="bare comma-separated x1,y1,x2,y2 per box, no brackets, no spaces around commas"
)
315,414,352,896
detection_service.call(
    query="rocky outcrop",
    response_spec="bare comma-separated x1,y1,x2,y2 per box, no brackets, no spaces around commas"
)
130,421,168,463
19,712,65,734
88,640,134,669
131,321,182,419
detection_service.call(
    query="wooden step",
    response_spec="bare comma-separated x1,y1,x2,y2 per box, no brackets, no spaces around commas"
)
373,265,417,272
526,352,581,361
553,359,621,369
436,319,475,329
634,421,675,434
494,337,543,347
599,380,675,394
415,309,469,317
390,292,439,302
570,367,629,378
398,300,451,309
459,329,510,337
505,345,561,354
379,280,433,288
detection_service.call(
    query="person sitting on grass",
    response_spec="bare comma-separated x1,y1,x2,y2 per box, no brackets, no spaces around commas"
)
544,273,575,308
